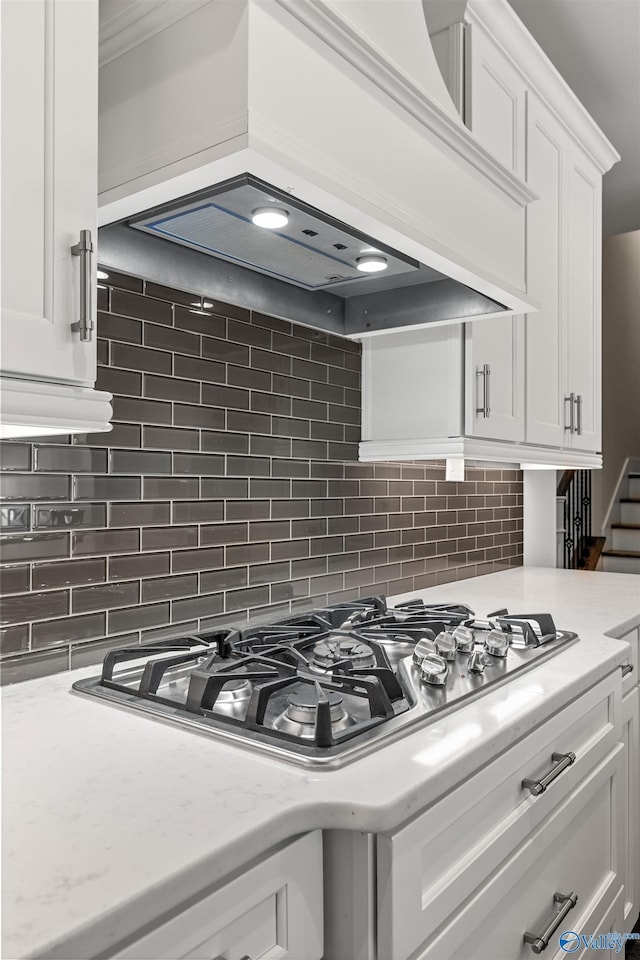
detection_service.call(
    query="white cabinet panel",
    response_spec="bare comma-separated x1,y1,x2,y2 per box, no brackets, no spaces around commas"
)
361,326,463,443
466,17,526,177
462,16,525,446
1,0,98,387
113,832,323,960
525,95,603,455
621,686,640,930
465,314,524,441
565,147,602,452
525,96,565,447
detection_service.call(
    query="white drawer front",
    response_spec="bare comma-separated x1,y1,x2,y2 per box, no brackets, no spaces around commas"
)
554,885,625,960
417,743,624,960
112,831,323,960
377,672,621,960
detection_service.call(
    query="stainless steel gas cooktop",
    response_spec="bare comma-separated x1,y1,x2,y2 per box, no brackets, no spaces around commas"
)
72,597,578,768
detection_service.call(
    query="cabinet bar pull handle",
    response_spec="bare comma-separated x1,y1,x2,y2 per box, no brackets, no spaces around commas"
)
71,229,94,342
575,394,583,435
523,891,578,954
622,663,634,678
522,751,576,796
564,393,575,432
476,363,490,418
485,363,491,417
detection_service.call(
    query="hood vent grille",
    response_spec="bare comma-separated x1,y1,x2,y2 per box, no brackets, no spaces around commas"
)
130,175,419,292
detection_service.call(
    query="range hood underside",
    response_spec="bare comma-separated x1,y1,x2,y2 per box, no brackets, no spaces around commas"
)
102,173,506,340
99,221,506,341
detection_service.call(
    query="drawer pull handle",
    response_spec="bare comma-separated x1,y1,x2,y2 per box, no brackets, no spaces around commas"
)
522,751,576,797
524,891,578,954
212,956,251,960
622,664,634,678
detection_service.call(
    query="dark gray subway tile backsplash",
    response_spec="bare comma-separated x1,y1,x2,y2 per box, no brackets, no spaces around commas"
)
0,268,524,682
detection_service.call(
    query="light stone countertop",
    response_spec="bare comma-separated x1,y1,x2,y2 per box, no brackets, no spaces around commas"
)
2,568,639,960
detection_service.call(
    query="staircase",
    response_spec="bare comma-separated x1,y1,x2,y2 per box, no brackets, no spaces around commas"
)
557,469,605,570
601,462,640,574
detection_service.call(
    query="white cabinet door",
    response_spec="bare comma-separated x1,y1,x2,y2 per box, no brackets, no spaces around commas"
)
525,95,565,447
525,97,603,455
465,314,524,441
0,0,98,387
564,146,602,452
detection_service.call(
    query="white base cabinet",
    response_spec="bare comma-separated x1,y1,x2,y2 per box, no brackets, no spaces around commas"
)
415,746,624,960
622,686,639,930
0,0,111,437
619,623,640,930
112,831,323,960
376,670,622,960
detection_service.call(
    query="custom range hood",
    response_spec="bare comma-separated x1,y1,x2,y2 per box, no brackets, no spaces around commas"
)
98,0,537,337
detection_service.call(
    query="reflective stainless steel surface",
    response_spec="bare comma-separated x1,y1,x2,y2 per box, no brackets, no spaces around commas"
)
72,597,579,769
435,631,458,661
484,630,511,658
420,653,449,686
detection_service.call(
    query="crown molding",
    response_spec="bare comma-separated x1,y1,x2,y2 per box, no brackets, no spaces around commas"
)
465,0,620,173
274,0,535,208
99,0,210,67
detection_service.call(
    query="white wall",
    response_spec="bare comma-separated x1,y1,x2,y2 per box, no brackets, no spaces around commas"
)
592,230,640,532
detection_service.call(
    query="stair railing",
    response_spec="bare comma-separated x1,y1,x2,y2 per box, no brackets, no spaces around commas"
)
558,469,592,569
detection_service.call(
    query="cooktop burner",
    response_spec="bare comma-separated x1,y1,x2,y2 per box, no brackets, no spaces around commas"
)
311,636,377,671
72,596,579,768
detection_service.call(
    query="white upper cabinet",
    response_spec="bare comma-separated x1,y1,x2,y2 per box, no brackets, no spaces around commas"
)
525,95,565,448
362,3,531,462
0,0,112,437
463,17,526,445
525,98,603,454
360,0,618,467
361,319,524,459
564,146,602,452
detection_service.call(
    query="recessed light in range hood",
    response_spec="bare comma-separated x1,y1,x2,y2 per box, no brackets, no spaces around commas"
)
119,174,507,339
130,174,421,292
